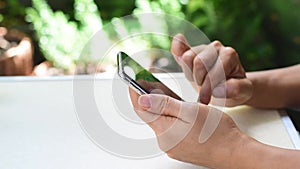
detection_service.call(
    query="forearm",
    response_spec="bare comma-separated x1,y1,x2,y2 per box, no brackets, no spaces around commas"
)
245,64,300,108
232,136,300,169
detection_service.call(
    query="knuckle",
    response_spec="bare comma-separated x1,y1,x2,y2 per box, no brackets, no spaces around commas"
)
191,45,205,53
164,96,172,110
193,57,205,70
181,55,189,63
223,47,238,57
211,40,222,47
182,50,193,62
193,59,207,85
231,82,241,96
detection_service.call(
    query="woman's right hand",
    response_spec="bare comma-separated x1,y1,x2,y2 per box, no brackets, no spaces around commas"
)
171,34,253,107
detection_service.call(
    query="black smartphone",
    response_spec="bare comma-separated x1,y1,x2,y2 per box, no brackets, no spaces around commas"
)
117,51,183,101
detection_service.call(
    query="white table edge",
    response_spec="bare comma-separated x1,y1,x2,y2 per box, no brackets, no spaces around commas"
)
279,111,300,149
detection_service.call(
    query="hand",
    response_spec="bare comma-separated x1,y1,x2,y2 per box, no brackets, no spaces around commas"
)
129,89,251,169
171,34,253,107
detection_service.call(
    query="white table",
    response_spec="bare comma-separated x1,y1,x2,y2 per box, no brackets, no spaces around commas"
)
0,73,299,169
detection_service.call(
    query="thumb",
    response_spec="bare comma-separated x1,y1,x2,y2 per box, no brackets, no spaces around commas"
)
138,94,181,117
138,94,199,123
135,94,183,133
212,78,253,106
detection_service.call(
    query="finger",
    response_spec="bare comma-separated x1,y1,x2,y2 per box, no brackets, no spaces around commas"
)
198,75,212,104
219,47,245,78
178,45,207,82
138,94,181,117
171,34,190,59
138,94,199,123
198,57,228,104
135,94,182,135
197,44,241,104
181,45,207,69
171,34,206,82
194,41,223,104
212,78,253,107
226,78,253,99
193,43,220,86
170,34,192,81
129,88,163,130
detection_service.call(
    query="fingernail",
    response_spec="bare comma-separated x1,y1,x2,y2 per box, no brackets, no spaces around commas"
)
138,95,151,108
212,86,226,97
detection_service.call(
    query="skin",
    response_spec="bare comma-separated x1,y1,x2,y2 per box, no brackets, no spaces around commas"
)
171,34,253,107
129,91,246,169
129,34,300,169
171,34,300,108
246,65,300,108
130,92,300,169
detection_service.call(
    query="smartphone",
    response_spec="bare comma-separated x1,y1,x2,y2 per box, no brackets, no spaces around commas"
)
117,51,183,101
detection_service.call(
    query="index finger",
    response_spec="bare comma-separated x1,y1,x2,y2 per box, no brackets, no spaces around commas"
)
171,34,190,58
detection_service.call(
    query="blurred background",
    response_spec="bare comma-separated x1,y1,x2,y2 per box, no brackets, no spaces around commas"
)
1,0,300,76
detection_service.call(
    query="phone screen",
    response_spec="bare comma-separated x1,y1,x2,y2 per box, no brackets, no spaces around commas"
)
117,52,183,101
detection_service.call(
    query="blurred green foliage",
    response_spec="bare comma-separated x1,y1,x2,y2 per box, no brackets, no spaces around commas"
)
0,0,27,30
182,0,300,70
26,0,102,69
1,0,300,71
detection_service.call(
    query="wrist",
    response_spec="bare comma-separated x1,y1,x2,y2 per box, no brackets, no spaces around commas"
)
229,134,300,169
244,71,279,108
228,133,258,169
209,129,255,169
229,134,280,169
